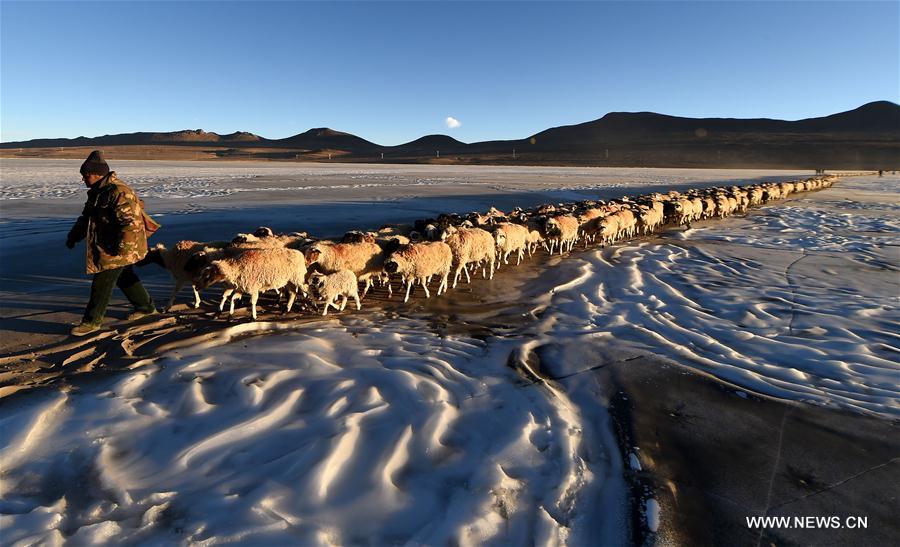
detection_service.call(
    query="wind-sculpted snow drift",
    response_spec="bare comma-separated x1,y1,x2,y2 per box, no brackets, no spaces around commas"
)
0,316,628,544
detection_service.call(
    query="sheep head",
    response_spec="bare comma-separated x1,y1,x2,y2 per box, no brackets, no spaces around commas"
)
438,225,458,241
136,244,165,267
384,248,411,275
232,233,255,244
341,230,371,244
197,263,226,289
182,251,208,275
384,258,401,274
309,272,327,294
493,229,508,248
304,247,322,266
544,218,562,237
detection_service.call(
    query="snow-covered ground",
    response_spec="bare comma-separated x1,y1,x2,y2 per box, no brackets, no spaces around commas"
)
530,184,900,418
0,314,627,545
1,162,897,543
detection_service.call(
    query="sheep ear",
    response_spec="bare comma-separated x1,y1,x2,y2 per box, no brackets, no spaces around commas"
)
305,249,320,265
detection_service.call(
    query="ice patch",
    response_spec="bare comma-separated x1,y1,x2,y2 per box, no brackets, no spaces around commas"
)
629,453,642,471
645,498,660,533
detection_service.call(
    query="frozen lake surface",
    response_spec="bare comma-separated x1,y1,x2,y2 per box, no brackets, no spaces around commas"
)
1,161,897,544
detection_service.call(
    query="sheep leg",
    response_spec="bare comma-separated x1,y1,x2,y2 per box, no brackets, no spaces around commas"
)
516,249,523,265
453,267,461,289
286,289,297,312
464,264,471,283
339,295,348,311
404,280,413,303
354,292,361,310
362,278,372,298
250,291,259,320
229,291,242,316
191,285,202,309
438,273,449,295
321,297,330,316
421,277,430,298
219,288,234,312
167,280,185,311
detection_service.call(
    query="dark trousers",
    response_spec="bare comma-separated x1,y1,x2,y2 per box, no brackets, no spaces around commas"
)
82,265,154,325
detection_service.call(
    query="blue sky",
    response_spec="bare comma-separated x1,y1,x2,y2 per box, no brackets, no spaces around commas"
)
1,1,897,145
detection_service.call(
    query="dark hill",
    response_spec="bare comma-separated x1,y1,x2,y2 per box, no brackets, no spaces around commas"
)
270,128,381,152
391,135,467,154
2,129,265,148
515,101,900,151
2,102,897,168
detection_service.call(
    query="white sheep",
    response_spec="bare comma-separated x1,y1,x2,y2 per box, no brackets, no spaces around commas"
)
614,209,637,240
198,247,309,320
671,198,700,227
492,222,530,266
311,270,361,316
441,226,496,287
544,215,579,254
138,239,229,310
524,222,545,257
384,242,452,302
636,204,663,236
304,240,385,297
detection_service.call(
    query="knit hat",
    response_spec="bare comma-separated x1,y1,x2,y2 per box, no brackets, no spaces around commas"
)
80,150,110,176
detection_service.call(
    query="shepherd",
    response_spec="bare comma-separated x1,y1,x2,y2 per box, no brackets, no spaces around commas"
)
65,150,159,336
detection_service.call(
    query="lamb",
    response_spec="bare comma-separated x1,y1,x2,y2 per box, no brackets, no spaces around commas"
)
137,239,229,310
524,222,545,257
544,215,579,254
384,242,453,303
197,247,309,320
441,226,496,288
311,270,361,316
492,222,530,265
304,240,385,297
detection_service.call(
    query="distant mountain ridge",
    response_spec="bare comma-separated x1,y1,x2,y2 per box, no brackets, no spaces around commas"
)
3,101,898,169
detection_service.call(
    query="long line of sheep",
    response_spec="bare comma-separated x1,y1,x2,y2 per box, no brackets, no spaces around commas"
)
137,175,838,320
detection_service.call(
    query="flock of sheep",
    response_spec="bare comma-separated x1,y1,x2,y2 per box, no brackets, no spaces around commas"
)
138,175,838,320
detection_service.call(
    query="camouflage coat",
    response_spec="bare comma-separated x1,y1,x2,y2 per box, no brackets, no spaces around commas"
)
67,172,149,274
